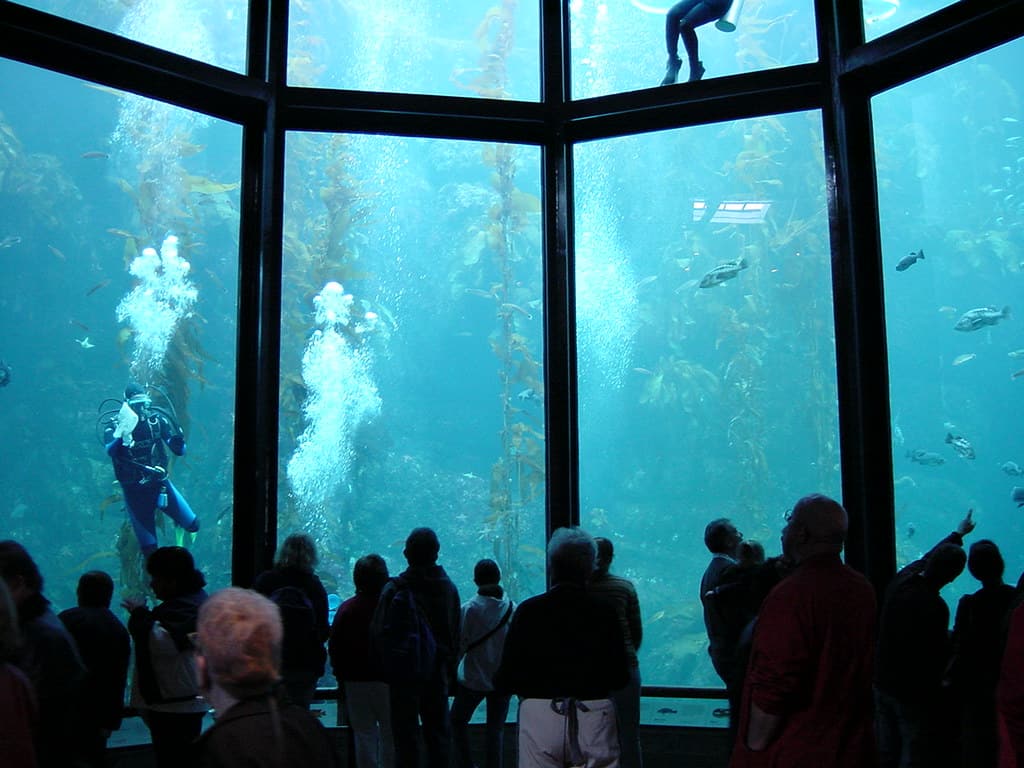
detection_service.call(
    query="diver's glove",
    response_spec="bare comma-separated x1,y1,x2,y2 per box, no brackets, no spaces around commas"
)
112,401,140,447
168,434,185,455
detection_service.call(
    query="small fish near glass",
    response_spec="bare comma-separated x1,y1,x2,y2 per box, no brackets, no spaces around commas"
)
945,432,976,460
954,305,1010,331
895,249,924,272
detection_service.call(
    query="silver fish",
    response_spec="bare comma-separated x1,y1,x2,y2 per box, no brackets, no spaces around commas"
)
954,306,1010,332
699,257,749,288
1001,461,1024,477
895,249,924,272
945,432,976,460
907,449,945,466
516,388,541,403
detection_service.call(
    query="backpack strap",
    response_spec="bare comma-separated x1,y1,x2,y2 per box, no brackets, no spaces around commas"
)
465,601,514,653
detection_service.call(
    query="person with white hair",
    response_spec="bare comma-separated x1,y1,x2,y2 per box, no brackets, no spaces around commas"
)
192,587,340,767
494,527,629,767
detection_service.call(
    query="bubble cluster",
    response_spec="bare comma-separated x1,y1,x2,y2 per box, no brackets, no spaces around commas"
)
116,234,197,378
287,282,382,535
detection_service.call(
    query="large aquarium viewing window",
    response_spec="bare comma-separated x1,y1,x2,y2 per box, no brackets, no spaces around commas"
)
279,133,547,602
286,0,541,100
873,37,1024,606
1,0,1020,734
0,57,242,606
576,111,840,688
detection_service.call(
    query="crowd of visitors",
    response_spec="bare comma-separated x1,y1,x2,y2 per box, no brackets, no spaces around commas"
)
2,495,1024,768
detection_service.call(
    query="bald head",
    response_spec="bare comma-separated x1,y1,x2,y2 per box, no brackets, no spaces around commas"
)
784,494,848,561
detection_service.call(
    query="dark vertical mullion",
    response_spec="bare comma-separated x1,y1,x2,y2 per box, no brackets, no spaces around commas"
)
232,0,288,586
541,0,578,546
816,0,895,593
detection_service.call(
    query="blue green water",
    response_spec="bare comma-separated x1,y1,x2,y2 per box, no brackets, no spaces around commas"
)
0,1,1021,692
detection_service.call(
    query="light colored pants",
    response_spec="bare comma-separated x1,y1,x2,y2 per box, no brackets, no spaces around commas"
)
345,680,395,768
518,697,620,768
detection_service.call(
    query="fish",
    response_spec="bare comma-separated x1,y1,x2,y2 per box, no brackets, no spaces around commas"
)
69,319,90,332
895,249,924,271
74,337,95,349
516,388,541,403
907,449,945,466
80,151,109,159
1013,487,1024,507
106,228,137,239
954,306,1010,332
906,522,916,539
0,359,10,387
1013,368,1024,380
938,305,958,317
952,353,976,366
86,279,111,296
0,235,22,248
501,303,533,320
699,257,749,288
945,432,976,460
656,707,678,714
47,244,66,260
1000,461,1024,477
1008,349,1024,359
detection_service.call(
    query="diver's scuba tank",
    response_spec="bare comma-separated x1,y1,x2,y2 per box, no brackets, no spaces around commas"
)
716,0,743,32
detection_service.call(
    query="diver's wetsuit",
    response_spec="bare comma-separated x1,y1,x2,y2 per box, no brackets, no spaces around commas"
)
664,0,731,78
105,407,198,556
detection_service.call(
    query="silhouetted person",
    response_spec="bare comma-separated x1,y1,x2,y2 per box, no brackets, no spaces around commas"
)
660,0,731,85
331,554,394,768
701,518,743,689
254,532,329,708
58,570,131,768
451,558,514,768
194,587,341,767
0,540,87,768
123,546,209,768
997,598,1024,766
947,539,1016,768
378,527,461,768
729,494,877,767
0,577,37,768
494,527,630,768
590,537,644,768
875,510,975,768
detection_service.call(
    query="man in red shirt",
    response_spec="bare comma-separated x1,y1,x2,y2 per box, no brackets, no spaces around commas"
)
729,494,877,768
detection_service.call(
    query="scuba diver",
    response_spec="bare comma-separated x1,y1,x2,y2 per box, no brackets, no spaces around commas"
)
101,382,199,557
660,0,733,85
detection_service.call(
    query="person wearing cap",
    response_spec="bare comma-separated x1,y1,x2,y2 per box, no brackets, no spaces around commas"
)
193,587,341,767
104,382,200,556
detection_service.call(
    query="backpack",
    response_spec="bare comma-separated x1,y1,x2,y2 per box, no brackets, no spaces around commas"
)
269,585,323,675
371,578,437,685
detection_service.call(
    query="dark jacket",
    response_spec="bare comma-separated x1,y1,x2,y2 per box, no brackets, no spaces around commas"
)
58,605,131,730
329,589,384,682
876,532,963,702
386,564,461,673
194,691,341,768
494,582,629,699
254,567,329,679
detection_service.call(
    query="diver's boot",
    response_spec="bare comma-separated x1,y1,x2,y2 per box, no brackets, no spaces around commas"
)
661,56,682,86
688,60,706,82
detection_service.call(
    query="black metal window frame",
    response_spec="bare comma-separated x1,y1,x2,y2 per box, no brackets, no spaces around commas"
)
2,0,1022,700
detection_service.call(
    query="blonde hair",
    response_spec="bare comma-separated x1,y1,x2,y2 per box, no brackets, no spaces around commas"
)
198,588,282,698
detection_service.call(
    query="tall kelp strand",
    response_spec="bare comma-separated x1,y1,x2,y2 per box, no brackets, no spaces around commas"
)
454,0,542,599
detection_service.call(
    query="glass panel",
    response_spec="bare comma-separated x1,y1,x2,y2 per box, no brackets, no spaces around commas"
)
576,110,839,688
0,59,241,606
279,134,546,673
873,39,1024,609
13,0,249,73
863,0,954,42
286,0,540,99
570,0,819,99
